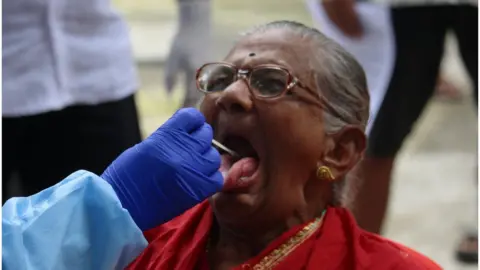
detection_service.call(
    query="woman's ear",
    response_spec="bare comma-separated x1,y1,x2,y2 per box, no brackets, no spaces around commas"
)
322,126,366,178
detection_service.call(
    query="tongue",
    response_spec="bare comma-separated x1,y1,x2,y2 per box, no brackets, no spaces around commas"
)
221,156,259,191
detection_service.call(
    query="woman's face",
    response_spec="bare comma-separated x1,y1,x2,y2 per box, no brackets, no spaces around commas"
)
200,29,354,231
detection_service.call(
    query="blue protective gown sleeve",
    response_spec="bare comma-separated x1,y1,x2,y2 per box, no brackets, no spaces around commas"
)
2,170,148,270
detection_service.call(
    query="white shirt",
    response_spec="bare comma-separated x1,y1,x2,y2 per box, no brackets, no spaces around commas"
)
2,0,139,117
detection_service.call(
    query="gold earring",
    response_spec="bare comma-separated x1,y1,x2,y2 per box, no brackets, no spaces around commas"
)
316,166,335,181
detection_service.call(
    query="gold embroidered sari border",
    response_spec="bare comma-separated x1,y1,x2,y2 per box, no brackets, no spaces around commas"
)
250,214,325,270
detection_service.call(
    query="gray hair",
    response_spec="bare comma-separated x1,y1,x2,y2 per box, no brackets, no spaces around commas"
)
240,20,370,205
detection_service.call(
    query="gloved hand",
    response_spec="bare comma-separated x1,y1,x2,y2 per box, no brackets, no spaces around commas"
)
165,0,212,100
102,108,223,231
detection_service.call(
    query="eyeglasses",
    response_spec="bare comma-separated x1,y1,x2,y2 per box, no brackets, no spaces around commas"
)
195,62,311,99
195,62,351,125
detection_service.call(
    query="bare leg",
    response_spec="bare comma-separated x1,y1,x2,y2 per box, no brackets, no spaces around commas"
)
435,75,462,100
350,157,395,234
452,4,478,264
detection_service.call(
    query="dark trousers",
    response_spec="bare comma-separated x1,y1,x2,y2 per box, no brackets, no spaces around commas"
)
3,94,142,202
367,5,478,158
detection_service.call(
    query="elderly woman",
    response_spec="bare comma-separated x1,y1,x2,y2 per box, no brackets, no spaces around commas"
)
127,21,440,270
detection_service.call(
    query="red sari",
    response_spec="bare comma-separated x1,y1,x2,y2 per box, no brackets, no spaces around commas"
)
127,201,442,270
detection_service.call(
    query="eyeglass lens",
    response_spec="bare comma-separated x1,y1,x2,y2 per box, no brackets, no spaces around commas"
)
197,64,290,97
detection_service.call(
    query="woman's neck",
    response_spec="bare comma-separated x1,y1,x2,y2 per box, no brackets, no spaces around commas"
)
207,218,294,269
208,203,328,269
215,220,289,255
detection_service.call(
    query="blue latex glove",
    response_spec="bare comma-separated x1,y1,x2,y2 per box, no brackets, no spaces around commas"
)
102,108,223,231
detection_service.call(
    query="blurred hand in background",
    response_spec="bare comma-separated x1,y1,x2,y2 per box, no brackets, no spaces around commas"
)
165,0,212,108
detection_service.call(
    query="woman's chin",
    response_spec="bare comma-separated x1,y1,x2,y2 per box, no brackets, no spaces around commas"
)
211,191,257,207
210,196,258,226
210,170,264,223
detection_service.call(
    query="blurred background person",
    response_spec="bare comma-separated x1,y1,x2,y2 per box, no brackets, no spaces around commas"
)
306,0,395,136
165,0,212,108
306,0,478,264
2,0,211,202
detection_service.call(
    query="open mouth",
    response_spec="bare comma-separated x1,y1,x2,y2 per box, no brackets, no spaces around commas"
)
216,135,260,191
222,136,258,162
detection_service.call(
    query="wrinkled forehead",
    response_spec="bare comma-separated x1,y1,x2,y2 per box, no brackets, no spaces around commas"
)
224,29,313,78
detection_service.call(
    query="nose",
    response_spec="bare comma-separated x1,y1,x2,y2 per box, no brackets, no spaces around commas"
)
216,80,253,114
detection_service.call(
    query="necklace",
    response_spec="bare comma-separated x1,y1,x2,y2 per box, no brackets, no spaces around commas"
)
207,210,327,270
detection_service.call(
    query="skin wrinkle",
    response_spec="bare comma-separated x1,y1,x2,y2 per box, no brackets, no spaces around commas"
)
200,21,368,270
234,33,313,76
242,25,368,131
204,43,326,264
246,21,369,204
267,22,368,206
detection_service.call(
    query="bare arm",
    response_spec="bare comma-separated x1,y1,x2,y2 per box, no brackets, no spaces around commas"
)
322,0,363,38
175,0,211,32
165,0,213,94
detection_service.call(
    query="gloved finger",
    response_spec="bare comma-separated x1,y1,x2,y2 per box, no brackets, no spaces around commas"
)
207,170,224,194
197,146,221,175
190,123,214,153
186,169,223,201
163,108,205,133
